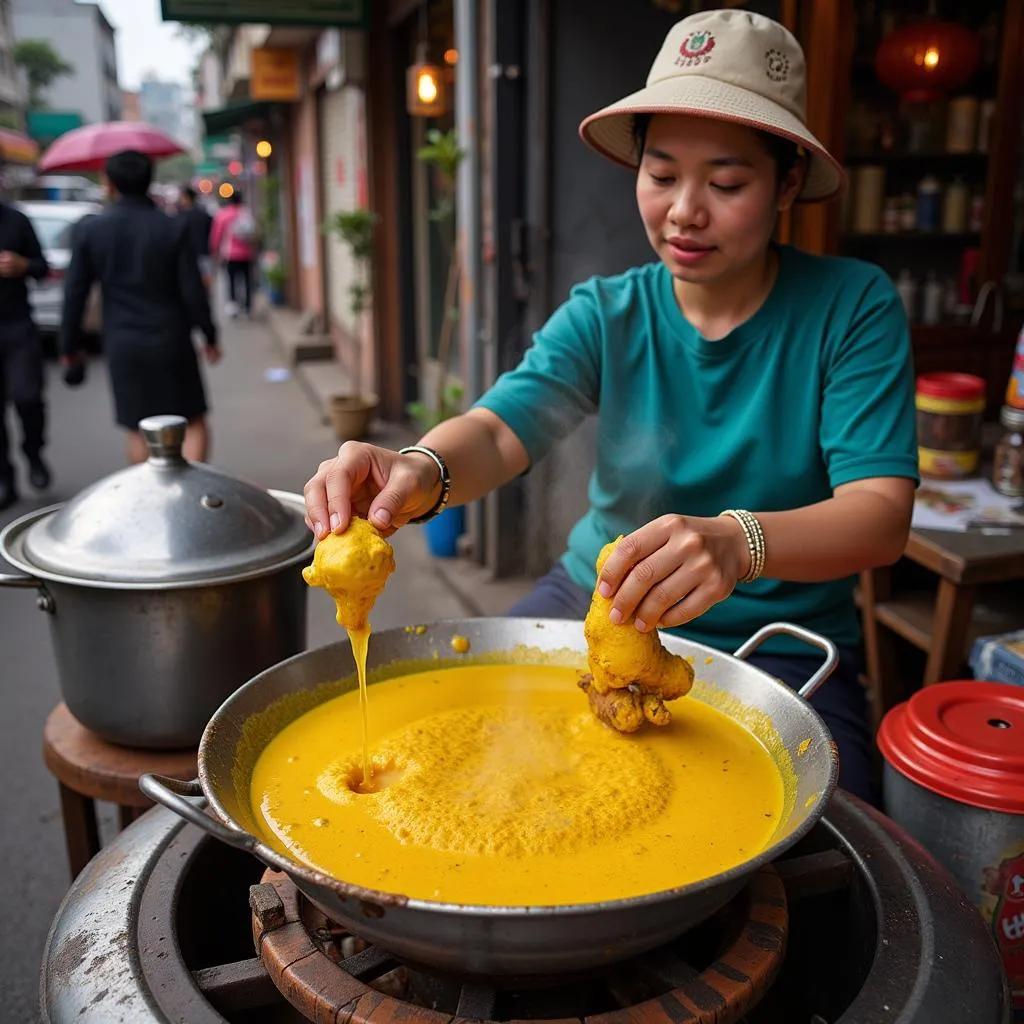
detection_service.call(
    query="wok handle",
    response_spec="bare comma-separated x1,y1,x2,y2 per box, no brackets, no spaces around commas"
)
139,774,257,851
733,621,839,701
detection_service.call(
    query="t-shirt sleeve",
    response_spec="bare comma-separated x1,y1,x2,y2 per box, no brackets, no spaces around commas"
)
473,281,602,466
820,269,920,487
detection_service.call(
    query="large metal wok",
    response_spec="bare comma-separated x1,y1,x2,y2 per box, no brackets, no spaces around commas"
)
142,618,839,978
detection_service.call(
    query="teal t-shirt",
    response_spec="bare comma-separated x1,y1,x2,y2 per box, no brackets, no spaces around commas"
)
475,245,919,655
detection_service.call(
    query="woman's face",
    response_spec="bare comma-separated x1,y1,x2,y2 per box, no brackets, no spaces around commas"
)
635,115,801,286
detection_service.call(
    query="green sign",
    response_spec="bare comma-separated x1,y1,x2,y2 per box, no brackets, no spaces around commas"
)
194,161,222,176
26,110,84,143
203,133,238,161
160,0,368,28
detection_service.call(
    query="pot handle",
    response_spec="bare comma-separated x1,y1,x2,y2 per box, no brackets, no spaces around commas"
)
733,621,839,701
0,571,54,611
0,570,39,588
139,774,257,851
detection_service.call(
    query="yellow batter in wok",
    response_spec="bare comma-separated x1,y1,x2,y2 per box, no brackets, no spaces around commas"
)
250,663,785,906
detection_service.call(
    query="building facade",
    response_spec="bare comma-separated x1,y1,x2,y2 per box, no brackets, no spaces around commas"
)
11,0,120,123
139,75,197,151
0,0,22,127
120,89,141,122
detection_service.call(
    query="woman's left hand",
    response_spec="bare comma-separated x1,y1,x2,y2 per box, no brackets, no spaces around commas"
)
597,515,751,632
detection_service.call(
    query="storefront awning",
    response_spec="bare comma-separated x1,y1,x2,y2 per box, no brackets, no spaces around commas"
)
0,128,40,165
201,100,273,137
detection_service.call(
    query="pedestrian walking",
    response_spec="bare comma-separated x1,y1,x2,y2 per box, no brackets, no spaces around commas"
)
210,190,259,318
178,185,214,289
0,175,51,510
59,149,221,465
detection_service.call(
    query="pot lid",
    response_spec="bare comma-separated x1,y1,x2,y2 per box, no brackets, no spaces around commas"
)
878,681,1024,814
20,416,313,585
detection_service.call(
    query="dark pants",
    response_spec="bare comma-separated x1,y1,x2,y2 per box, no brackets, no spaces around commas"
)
506,561,874,805
226,259,253,313
0,323,45,485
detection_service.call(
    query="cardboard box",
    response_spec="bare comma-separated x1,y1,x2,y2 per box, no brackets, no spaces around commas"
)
970,630,1024,687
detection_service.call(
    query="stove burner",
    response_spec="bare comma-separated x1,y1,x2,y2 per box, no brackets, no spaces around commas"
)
251,865,788,1023
40,792,1012,1023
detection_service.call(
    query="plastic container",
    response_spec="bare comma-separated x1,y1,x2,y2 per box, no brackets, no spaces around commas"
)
895,268,917,321
916,175,941,231
878,682,1024,1019
915,372,986,479
422,504,465,558
1008,325,1024,409
993,405,1024,497
921,272,944,325
942,177,969,233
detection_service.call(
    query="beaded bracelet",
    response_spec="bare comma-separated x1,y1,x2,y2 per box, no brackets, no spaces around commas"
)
399,445,452,524
719,509,766,583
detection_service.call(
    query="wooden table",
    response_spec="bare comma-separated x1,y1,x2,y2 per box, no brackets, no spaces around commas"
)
42,703,198,881
860,526,1024,729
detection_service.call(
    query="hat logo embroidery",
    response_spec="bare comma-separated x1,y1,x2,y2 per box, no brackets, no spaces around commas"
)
765,48,790,82
676,30,715,67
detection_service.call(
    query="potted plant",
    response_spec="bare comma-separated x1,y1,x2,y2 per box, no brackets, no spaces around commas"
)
404,130,467,558
324,207,380,441
262,262,287,307
416,129,465,419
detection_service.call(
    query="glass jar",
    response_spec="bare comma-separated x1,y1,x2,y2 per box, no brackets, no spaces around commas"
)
992,405,1024,497
915,373,986,479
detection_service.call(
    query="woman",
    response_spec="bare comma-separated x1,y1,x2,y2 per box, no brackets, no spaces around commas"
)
302,9,918,802
210,191,259,318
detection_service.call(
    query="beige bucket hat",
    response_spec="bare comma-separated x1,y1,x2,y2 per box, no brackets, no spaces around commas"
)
579,8,845,202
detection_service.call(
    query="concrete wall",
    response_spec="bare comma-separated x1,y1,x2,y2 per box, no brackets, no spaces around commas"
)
521,0,783,576
522,0,678,574
0,0,21,112
287,55,326,320
11,7,118,123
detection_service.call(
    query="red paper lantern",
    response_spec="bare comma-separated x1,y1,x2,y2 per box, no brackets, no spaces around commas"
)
875,19,981,103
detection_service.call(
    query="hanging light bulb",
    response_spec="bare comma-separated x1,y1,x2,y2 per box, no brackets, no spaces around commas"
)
875,19,980,103
407,41,446,117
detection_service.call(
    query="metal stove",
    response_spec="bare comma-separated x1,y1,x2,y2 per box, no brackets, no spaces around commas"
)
40,791,1010,1023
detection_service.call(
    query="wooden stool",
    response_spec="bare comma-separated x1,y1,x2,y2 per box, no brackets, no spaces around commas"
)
42,703,198,881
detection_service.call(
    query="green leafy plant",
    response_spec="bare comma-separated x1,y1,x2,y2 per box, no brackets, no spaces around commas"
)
406,381,465,434
325,207,379,396
13,39,73,109
263,263,287,289
258,174,282,250
415,128,466,424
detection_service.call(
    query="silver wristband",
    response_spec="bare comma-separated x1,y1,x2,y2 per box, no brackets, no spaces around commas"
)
399,445,451,524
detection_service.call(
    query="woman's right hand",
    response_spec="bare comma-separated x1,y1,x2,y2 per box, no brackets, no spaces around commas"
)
303,441,442,539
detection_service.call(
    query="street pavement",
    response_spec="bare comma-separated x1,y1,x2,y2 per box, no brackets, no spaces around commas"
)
0,310,475,1020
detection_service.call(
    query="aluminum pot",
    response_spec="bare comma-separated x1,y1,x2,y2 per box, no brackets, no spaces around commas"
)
0,415,315,749
142,617,839,978
878,681,1024,1017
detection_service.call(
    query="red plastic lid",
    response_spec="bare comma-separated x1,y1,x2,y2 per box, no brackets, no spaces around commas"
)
878,682,1024,814
915,372,986,401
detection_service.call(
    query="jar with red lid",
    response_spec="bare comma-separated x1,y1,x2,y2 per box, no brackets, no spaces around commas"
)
878,681,1024,1016
915,372,986,479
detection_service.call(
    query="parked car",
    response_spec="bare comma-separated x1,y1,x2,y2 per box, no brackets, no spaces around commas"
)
15,200,103,352
17,175,105,204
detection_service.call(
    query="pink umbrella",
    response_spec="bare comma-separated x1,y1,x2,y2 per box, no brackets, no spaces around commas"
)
38,121,186,173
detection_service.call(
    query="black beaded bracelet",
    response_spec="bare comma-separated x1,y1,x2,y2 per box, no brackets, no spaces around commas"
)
399,445,452,524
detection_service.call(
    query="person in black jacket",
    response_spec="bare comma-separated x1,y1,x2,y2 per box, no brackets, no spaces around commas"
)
60,150,221,464
178,185,214,289
0,185,50,510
